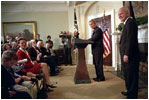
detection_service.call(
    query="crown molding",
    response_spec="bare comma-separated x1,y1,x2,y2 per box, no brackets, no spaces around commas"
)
2,1,69,12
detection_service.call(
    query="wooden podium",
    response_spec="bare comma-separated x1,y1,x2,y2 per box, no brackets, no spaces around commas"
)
74,38,93,84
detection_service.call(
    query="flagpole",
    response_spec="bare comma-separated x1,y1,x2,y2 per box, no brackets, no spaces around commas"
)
129,1,136,21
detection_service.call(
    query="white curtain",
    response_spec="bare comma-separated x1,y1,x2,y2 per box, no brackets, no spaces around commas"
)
75,6,86,39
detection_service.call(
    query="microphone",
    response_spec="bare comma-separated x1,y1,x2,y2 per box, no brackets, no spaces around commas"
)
18,59,28,64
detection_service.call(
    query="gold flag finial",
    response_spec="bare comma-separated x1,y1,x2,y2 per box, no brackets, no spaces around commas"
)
103,8,105,14
103,8,105,18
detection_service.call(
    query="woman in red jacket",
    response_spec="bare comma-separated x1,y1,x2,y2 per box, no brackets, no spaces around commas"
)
16,37,56,91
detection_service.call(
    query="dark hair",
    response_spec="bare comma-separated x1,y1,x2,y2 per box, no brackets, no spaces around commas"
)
2,50,18,61
47,35,51,39
36,34,40,36
17,37,26,44
2,43,12,50
89,19,96,24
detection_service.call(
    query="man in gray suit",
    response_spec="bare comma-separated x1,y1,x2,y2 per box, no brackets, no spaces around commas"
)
88,19,105,82
118,7,140,99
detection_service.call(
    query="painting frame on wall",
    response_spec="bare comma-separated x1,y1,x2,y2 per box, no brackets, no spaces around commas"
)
3,21,37,41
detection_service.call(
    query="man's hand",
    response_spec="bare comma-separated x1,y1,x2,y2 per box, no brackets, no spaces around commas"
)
38,53,42,57
9,90,16,97
15,77,21,83
21,76,30,81
123,55,128,63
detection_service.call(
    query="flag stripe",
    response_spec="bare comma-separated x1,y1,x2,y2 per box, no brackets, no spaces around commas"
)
103,38,110,53
103,29,111,58
103,35,111,51
104,31,111,49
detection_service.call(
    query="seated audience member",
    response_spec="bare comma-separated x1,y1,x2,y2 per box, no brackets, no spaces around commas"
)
2,43,12,54
36,41,58,76
11,41,19,52
27,39,42,61
15,36,19,42
2,43,12,51
46,35,53,48
46,41,59,66
35,34,42,43
26,40,32,50
12,62,43,80
1,50,32,99
16,37,56,92
4,35,13,44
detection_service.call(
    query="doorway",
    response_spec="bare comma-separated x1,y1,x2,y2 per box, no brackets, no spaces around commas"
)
93,15,112,66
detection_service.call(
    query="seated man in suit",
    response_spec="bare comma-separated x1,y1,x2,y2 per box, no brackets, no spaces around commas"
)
36,40,59,76
1,50,32,99
28,40,58,76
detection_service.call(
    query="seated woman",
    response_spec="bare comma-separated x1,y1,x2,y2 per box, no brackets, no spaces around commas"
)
16,37,56,92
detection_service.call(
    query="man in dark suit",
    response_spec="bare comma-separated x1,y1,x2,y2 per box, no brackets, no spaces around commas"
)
118,7,140,99
88,19,105,82
1,50,32,99
35,40,58,76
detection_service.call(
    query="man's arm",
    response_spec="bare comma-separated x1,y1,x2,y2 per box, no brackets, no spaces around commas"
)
124,20,137,63
88,28,102,41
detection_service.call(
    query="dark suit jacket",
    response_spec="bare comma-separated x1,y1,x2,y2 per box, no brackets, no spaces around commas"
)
37,47,48,57
1,65,15,88
27,46,38,61
120,18,140,61
88,26,104,55
1,65,15,98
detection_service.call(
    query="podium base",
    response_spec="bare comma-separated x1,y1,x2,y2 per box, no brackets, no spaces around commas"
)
74,48,91,84
74,78,91,84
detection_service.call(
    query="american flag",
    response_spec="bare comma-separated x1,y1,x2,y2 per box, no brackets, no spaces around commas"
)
103,28,111,58
102,12,111,58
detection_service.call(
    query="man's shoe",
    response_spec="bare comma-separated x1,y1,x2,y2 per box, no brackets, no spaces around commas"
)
121,91,127,96
93,78,105,82
93,77,98,80
50,73,58,76
94,78,100,82
100,78,105,81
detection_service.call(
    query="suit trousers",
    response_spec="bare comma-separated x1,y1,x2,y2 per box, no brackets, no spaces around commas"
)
93,53,105,80
40,57,56,74
121,55,139,99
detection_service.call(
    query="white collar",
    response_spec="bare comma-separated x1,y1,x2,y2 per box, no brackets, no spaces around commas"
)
124,17,132,25
19,47,26,53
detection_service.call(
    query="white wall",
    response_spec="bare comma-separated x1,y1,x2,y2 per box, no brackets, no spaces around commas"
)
2,11,69,49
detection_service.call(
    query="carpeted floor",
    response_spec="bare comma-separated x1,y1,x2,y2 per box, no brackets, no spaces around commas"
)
47,65,148,99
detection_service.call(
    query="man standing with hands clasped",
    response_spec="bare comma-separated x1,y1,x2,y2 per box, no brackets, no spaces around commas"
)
88,19,105,82
118,7,140,99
